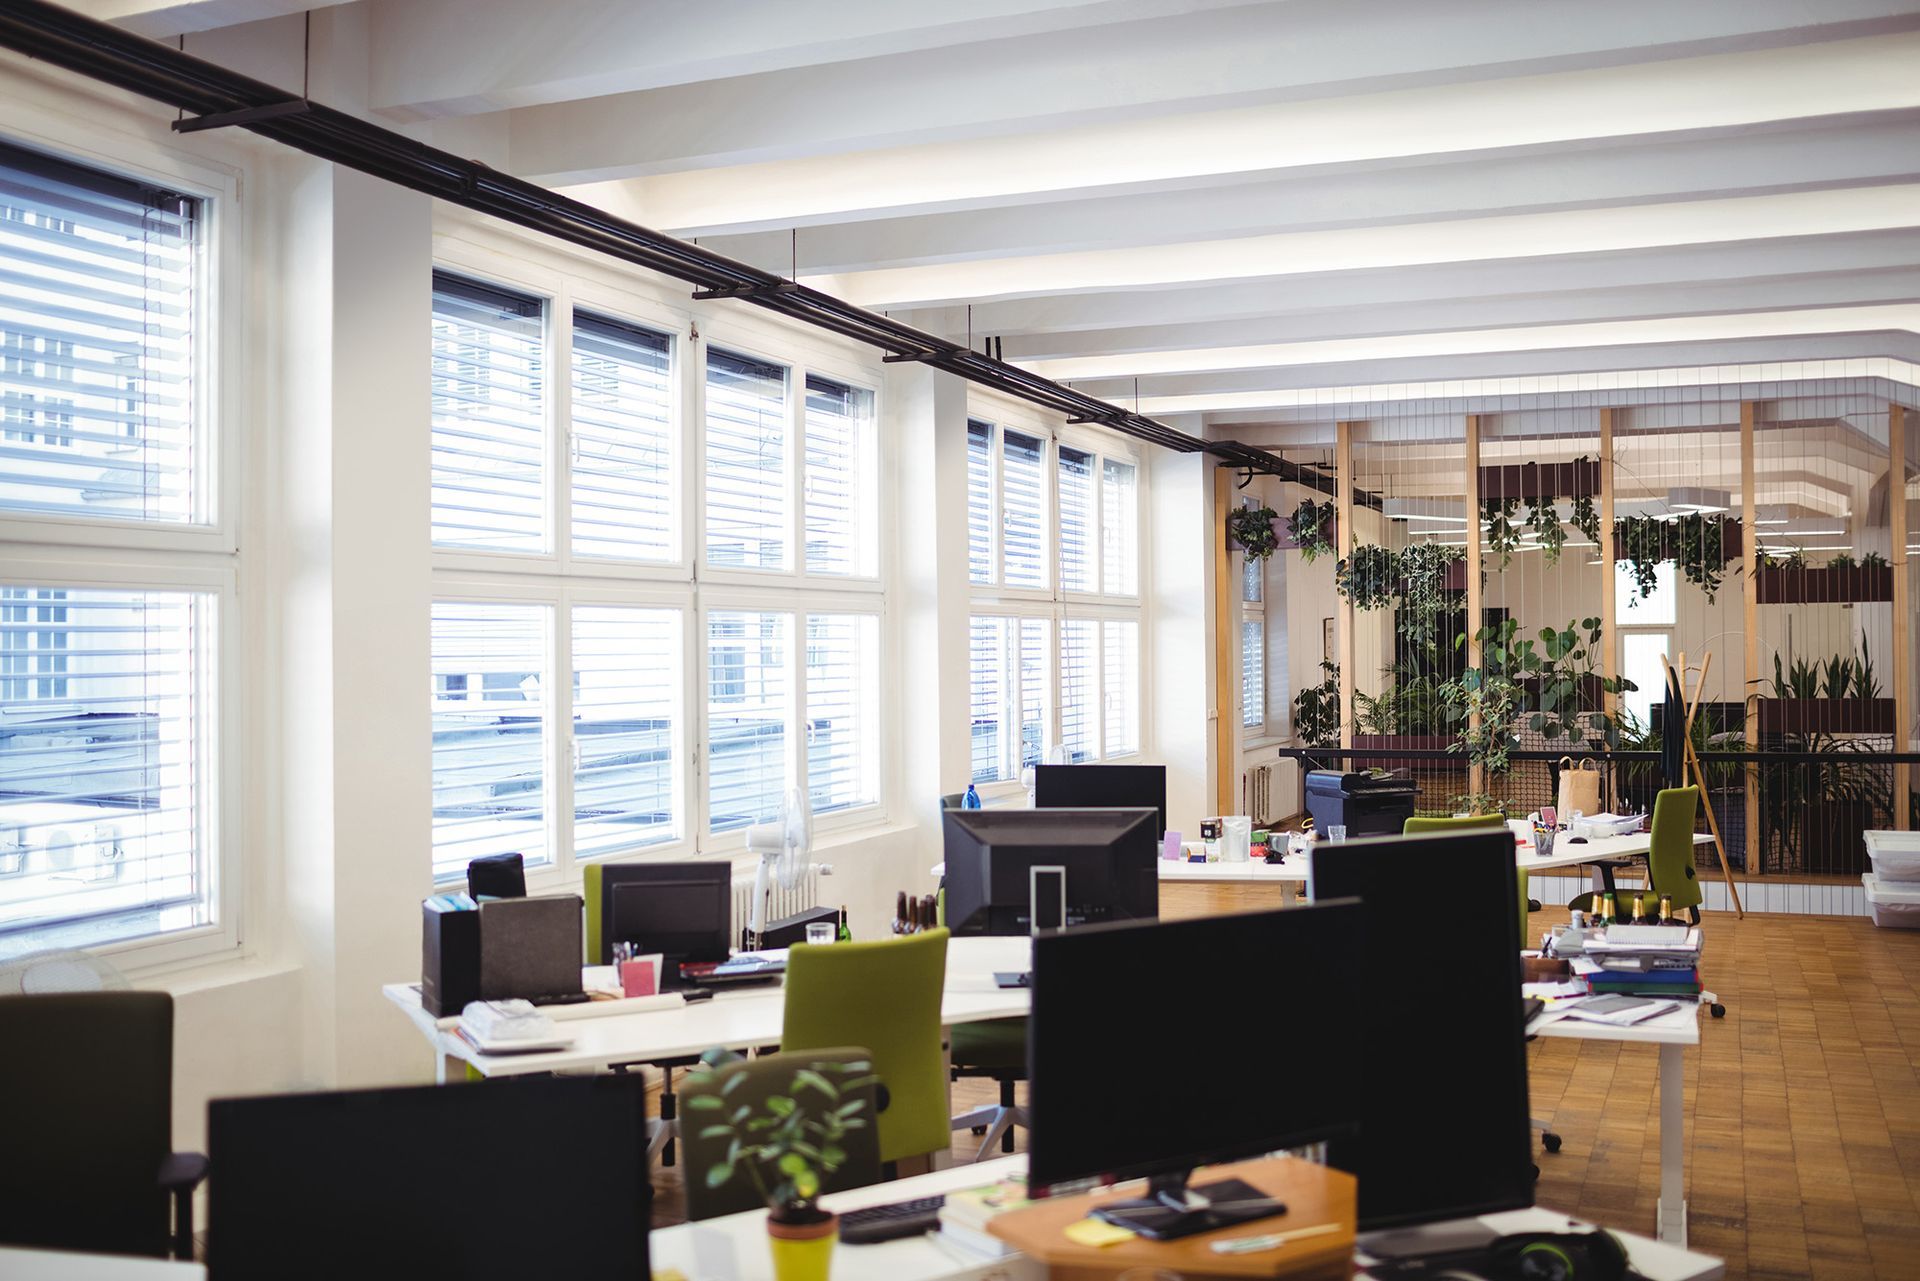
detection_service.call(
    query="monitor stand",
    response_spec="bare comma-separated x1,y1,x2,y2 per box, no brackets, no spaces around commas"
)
1092,1170,1286,1241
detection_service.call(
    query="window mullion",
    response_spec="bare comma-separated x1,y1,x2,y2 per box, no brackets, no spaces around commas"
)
550,290,573,575
553,595,576,877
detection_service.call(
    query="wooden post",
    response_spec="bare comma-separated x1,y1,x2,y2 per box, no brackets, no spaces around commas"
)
1212,464,1236,818
1464,414,1484,798
1892,403,1912,830
1336,420,1357,753
1740,402,1761,873
1664,652,1745,917
1599,408,1619,717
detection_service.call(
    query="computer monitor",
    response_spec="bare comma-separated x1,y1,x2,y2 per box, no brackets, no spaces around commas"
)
599,861,732,969
1034,763,1168,838
208,1074,650,1280
1026,901,1366,1239
942,807,1158,936
1309,830,1534,1238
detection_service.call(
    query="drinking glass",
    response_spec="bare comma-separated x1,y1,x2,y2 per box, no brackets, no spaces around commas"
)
805,921,835,946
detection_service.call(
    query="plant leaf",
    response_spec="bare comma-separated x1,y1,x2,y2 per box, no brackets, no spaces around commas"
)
698,1125,735,1140
687,1094,725,1111
706,1163,734,1188
791,1069,836,1099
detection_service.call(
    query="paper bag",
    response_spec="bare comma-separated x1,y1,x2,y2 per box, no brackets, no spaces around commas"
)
1556,756,1603,818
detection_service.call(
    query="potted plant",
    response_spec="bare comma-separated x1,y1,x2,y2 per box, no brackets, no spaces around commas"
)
688,1056,877,1281
1292,659,1342,775
1282,498,1336,561
1225,504,1281,561
1335,543,1400,610
1756,549,1895,603
1395,542,1466,648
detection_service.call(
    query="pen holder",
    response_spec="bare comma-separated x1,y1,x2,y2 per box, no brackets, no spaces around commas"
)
1535,826,1555,858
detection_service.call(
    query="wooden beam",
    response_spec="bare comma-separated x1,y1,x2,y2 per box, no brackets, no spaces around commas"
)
1212,464,1236,818
1892,403,1912,831
1336,420,1357,754
1741,401,1761,873
1464,414,1484,798
1599,408,1619,719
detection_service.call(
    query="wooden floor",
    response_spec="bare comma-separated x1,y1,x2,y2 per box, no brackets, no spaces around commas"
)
650,908,1920,1279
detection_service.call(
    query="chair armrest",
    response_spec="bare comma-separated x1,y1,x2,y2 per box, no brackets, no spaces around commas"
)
159,1152,208,1262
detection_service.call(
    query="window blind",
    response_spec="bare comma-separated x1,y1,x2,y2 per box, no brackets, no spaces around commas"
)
705,349,787,571
967,616,1006,783
1060,618,1097,762
1100,459,1138,596
1001,429,1046,588
0,586,209,950
431,272,547,553
1243,550,1263,604
966,420,993,584
706,610,788,832
803,375,870,576
1241,620,1265,730
1018,617,1049,771
1103,620,1140,755
0,142,200,524
805,613,876,813
430,602,549,879
1058,446,1095,593
573,606,680,858
570,311,674,561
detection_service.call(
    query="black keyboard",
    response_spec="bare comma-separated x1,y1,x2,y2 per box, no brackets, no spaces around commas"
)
839,1194,946,1244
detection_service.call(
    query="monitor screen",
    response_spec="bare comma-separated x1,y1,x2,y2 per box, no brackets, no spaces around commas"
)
942,807,1158,936
1309,831,1534,1230
1034,764,1168,839
209,1075,650,1280
600,861,731,965
1026,901,1366,1189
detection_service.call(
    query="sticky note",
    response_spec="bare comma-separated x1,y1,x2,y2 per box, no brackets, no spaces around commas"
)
1064,1218,1138,1247
621,955,661,998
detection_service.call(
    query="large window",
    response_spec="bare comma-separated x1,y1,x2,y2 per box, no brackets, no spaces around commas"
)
429,267,884,879
0,142,227,958
965,410,1143,784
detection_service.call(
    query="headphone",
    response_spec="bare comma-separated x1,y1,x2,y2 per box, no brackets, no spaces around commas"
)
1486,1230,1629,1281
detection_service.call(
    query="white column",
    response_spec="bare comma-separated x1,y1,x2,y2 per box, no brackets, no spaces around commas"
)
1147,450,1211,838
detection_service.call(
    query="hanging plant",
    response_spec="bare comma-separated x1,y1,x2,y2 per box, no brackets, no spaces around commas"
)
1613,516,1664,603
1397,541,1465,649
1673,513,1736,602
1526,495,1566,565
1481,497,1522,569
1861,551,1890,571
1335,543,1400,610
1226,504,1280,562
1286,498,1336,562
1569,492,1601,550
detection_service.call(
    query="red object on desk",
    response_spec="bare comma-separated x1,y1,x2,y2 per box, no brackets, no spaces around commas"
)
620,958,658,998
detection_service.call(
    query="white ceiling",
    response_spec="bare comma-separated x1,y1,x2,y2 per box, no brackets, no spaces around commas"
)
81,0,1920,433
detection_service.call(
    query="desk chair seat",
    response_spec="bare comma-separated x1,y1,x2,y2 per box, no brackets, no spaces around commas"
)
950,1017,1029,1160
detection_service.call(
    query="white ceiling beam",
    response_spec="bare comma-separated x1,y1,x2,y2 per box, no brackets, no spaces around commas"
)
59,0,355,39
556,31,1920,232
365,0,1254,121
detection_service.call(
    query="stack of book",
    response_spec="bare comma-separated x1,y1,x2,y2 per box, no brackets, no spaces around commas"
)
937,1174,1033,1259
1575,924,1703,998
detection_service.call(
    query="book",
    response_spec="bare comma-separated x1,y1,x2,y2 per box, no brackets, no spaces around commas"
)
936,1216,1021,1259
940,1175,1034,1231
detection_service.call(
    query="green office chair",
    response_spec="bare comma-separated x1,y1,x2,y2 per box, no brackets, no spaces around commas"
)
1405,813,1543,917
679,1048,884,1221
0,991,206,1259
782,929,951,1167
1568,786,1703,920
950,1018,1028,1159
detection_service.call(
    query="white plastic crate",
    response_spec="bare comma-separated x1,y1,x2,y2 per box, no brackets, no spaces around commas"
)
1863,873,1920,929
1862,831,1920,883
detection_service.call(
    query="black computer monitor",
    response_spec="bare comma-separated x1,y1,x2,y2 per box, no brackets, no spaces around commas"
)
1309,831,1533,1237
1034,763,1168,838
599,861,732,968
942,807,1158,936
1026,901,1366,1239
208,1074,650,1280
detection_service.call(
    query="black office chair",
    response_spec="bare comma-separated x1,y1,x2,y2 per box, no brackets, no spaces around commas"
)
0,991,207,1259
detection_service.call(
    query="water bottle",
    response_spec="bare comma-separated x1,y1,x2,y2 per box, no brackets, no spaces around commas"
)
963,783,982,809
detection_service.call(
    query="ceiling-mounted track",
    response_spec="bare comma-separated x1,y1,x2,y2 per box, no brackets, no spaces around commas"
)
0,0,1318,479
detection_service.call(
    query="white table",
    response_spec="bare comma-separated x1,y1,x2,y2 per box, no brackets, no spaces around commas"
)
648,1155,1726,1281
1511,823,1715,892
1531,999,1704,1246
0,1248,200,1279
383,936,1034,1082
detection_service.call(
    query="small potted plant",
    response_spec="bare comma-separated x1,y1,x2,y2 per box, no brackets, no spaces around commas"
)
1225,503,1281,561
688,1057,876,1281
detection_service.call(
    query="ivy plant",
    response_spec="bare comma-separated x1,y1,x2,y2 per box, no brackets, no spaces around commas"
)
1568,491,1602,549
1292,659,1343,747
1481,497,1522,570
1526,495,1567,565
1335,543,1400,611
1396,541,1465,648
1613,516,1665,603
1286,498,1336,563
1673,513,1734,602
1226,504,1280,562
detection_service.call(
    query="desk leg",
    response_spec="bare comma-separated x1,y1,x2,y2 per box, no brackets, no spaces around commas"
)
437,1052,462,1085
1281,882,1299,907
1657,1041,1687,1246
931,1030,954,1171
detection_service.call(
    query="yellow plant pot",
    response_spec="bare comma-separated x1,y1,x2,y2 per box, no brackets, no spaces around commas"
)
767,1212,838,1281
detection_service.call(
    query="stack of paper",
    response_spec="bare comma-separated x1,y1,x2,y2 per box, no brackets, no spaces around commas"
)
455,999,573,1054
938,1175,1033,1258
1574,925,1703,997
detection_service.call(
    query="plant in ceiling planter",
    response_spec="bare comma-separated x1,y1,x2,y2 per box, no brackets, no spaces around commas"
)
1335,543,1400,611
1613,515,1664,602
1285,498,1337,562
1481,497,1522,570
1672,513,1735,602
1225,504,1281,562
1526,495,1567,565
1293,659,1343,751
1397,541,1466,649
1861,551,1890,571
1569,491,1602,549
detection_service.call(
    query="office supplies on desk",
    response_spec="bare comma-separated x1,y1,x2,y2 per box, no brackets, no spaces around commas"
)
478,894,585,1005
1161,829,1184,860
620,951,661,997
1064,1217,1137,1247
680,952,787,987
1562,994,1681,1026
839,1195,946,1244
420,893,480,1016
456,999,574,1052
1212,1222,1344,1254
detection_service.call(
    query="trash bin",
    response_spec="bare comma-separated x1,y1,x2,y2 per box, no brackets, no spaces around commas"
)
1305,770,1417,838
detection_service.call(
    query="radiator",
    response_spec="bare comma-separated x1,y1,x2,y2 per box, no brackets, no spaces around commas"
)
731,861,835,945
1243,763,1276,827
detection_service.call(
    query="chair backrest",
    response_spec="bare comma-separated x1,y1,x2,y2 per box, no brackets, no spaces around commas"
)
1403,813,1508,834
582,863,605,963
679,1048,883,1221
0,991,174,1257
1517,866,1531,950
781,929,950,1166
1647,785,1703,913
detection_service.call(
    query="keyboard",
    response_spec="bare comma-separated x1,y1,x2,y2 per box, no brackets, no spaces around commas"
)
839,1194,946,1244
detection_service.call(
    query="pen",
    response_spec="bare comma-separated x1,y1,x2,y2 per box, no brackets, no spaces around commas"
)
1209,1222,1343,1254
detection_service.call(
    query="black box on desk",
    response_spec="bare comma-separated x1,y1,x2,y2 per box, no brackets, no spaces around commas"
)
479,894,584,1002
758,905,841,950
421,898,481,1017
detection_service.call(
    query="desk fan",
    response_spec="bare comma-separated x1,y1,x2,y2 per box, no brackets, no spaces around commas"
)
744,787,812,949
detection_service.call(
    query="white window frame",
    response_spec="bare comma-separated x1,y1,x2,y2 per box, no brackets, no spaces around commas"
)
0,122,246,970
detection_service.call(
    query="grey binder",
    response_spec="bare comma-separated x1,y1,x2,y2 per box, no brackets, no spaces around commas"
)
478,894,584,1002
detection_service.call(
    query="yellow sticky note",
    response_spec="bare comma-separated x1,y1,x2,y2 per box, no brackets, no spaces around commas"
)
1064,1218,1138,1248
650,1270,688,1281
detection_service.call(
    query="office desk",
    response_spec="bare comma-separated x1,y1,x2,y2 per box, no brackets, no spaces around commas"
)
383,936,1034,1082
0,1248,199,1279
1512,824,1715,896
1531,999,1703,1246
648,1155,1726,1281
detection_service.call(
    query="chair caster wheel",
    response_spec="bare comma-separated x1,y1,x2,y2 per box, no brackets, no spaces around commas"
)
1710,1004,1726,1019
971,1126,987,1136
1542,1133,1562,1154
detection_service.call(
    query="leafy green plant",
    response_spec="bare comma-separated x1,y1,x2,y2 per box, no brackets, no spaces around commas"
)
1613,514,1739,601
1440,662,1523,780
1286,498,1335,563
1861,551,1890,571
1335,543,1400,610
1449,617,1633,752
1354,663,1460,738
1293,659,1343,747
1226,504,1280,562
1825,553,1857,571
1481,497,1522,570
1446,792,1513,818
1760,548,1807,570
1396,541,1465,648
1772,652,1820,700
1569,487,1602,549
1673,514,1734,601
687,1056,876,1224
1526,495,1566,564
1614,516,1664,602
